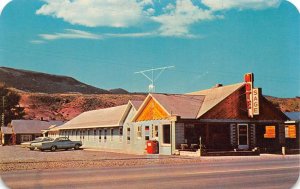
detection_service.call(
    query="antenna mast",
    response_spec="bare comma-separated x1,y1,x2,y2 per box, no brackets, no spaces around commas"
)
135,66,175,93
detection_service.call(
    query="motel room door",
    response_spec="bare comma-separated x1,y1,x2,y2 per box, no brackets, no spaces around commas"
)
238,124,249,150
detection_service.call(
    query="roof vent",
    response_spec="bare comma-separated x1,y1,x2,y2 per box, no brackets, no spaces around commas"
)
213,84,223,88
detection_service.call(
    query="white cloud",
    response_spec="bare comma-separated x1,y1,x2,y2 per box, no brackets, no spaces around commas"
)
30,40,44,44
35,0,283,39
36,0,146,28
0,0,11,15
105,32,155,38
32,29,155,44
39,29,102,40
151,0,219,37
202,0,282,11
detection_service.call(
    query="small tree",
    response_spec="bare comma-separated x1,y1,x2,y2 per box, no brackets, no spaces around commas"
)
0,83,25,126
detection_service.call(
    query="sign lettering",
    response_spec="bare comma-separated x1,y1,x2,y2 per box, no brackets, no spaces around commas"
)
252,88,259,115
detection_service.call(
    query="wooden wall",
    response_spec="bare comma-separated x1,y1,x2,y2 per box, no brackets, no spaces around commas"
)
201,86,288,121
135,98,169,122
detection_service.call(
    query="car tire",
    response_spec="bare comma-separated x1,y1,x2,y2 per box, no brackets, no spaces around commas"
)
29,147,34,151
74,144,80,150
50,146,57,152
40,149,44,152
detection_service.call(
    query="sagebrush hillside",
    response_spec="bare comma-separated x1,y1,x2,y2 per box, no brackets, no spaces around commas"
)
19,92,146,121
265,96,300,112
0,67,110,94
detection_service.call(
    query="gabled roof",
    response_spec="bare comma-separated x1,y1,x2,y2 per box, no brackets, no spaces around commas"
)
133,93,205,120
10,120,64,134
1,127,13,134
187,83,245,118
285,112,300,121
130,100,143,111
57,105,128,130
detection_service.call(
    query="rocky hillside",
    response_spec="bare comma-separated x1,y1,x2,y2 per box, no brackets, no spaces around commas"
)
265,96,300,112
0,67,110,94
16,91,298,121
19,92,146,121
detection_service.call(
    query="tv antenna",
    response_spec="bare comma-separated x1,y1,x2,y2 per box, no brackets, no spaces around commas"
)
135,66,175,93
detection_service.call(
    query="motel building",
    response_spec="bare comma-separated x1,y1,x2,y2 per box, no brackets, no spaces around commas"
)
49,73,297,155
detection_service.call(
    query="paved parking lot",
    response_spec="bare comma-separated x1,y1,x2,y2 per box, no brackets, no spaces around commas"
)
1,146,299,172
0,145,144,163
0,146,197,172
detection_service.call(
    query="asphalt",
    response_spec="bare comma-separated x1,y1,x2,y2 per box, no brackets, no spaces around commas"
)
1,156,299,189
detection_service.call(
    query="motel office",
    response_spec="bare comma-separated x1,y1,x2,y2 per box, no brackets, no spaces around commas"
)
49,74,297,155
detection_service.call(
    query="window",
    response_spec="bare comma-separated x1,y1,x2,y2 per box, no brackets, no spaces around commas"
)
119,127,123,136
21,135,32,142
285,125,296,138
145,126,150,140
94,129,97,140
264,126,275,138
137,126,142,139
163,124,171,144
104,129,107,142
99,129,102,142
127,127,131,142
119,127,123,142
111,128,114,141
154,125,158,138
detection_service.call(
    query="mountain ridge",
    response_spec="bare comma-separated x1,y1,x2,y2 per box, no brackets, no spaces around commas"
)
0,67,120,94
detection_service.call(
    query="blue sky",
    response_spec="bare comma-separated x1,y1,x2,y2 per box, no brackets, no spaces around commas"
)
0,0,299,97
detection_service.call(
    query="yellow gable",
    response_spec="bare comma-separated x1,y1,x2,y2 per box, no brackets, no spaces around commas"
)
135,98,169,122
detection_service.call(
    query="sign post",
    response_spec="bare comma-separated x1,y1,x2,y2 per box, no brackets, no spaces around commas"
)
244,73,260,118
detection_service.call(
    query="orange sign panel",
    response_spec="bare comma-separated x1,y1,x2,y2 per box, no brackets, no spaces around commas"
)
135,98,168,122
264,126,276,138
285,125,296,138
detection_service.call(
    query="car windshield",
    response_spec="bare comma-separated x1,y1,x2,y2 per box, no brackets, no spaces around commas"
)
33,137,53,142
33,137,44,142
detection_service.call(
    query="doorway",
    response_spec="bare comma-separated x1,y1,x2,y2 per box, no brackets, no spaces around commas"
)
238,124,249,150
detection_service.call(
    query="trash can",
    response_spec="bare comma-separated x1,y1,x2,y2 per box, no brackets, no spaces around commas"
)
146,140,159,154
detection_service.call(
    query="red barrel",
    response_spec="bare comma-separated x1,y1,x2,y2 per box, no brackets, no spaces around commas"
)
146,140,158,154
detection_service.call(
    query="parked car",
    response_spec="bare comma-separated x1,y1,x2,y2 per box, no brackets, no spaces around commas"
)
29,137,82,151
21,137,53,148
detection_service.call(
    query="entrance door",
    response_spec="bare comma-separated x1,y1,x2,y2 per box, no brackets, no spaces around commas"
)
238,124,249,150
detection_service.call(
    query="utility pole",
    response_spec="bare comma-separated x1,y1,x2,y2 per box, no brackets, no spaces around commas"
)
1,96,5,127
135,66,175,93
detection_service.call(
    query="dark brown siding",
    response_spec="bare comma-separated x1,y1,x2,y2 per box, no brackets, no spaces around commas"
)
201,86,288,121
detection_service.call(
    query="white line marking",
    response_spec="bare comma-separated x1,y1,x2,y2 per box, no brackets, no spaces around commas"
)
185,166,300,175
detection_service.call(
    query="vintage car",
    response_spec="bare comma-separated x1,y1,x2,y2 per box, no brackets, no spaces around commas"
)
21,137,53,148
29,137,82,151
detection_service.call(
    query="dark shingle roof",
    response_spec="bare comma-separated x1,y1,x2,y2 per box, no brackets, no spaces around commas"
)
151,93,205,119
130,100,143,110
1,127,13,134
11,120,64,134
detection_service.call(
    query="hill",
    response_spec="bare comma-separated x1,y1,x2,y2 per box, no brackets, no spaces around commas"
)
109,88,129,94
0,67,110,94
16,91,298,121
19,92,146,121
265,96,300,112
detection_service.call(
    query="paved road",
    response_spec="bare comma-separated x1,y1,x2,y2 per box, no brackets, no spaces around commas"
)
1,156,299,189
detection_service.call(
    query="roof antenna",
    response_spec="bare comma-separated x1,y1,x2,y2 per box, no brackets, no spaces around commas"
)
135,66,175,93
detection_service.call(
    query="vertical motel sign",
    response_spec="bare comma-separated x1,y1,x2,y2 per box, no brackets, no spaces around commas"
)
244,73,260,118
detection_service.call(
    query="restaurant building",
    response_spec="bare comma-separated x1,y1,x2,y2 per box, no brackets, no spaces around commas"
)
51,73,291,155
